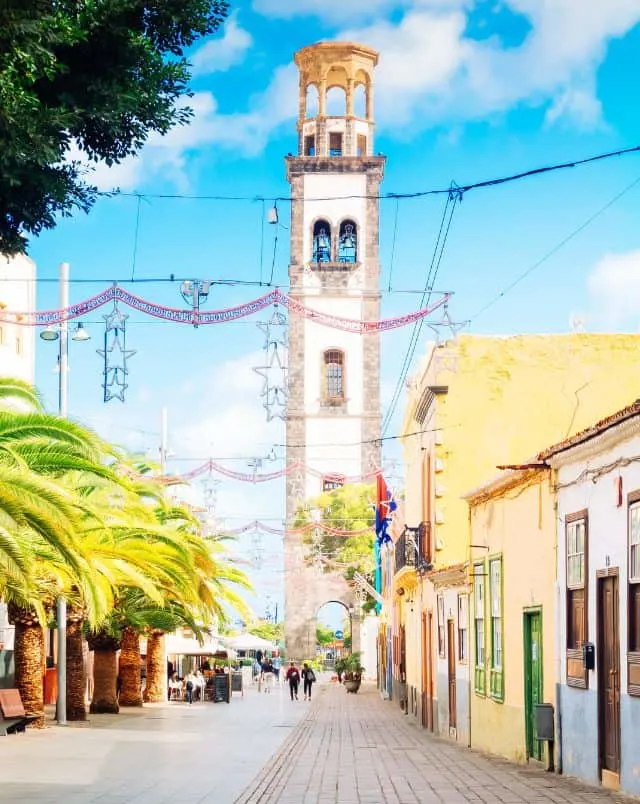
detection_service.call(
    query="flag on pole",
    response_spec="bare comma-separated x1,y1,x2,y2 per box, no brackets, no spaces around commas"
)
375,473,397,546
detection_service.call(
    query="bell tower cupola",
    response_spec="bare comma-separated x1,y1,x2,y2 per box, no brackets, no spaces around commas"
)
295,42,378,158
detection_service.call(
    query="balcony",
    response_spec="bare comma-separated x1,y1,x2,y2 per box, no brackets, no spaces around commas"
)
394,522,432,576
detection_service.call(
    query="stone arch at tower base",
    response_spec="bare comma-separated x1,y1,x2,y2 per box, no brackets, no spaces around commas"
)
284,556,359,662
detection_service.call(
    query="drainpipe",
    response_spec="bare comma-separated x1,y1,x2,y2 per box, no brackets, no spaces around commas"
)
552,476,563,775
467,505,472,750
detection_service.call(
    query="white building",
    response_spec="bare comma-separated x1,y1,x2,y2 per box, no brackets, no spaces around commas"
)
0,252,36,653
545,401,640,795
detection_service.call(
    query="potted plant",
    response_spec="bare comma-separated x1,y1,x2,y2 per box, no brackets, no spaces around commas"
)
334,657,346,683
342,652,364,693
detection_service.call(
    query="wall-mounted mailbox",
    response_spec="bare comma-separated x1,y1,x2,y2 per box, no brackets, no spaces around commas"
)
583,642,595,671
535,703,554,741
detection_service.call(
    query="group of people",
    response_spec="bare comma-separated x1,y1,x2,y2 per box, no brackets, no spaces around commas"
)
168,669,207,703
285,661,316,701
253,655,317,701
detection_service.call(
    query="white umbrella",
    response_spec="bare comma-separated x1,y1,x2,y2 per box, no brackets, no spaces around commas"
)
165,632,236,658
221,632,274,652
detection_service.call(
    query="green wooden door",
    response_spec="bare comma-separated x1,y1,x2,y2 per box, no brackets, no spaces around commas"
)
524,611,543,761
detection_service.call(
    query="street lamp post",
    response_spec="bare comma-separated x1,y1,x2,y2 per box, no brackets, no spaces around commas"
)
40,263,90,725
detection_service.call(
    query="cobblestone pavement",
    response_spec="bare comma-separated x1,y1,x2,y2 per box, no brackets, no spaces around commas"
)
0,679,305,803
236,684,634,804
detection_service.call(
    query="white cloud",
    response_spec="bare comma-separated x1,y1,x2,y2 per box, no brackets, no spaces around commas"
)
191,15,253,74
587,251,640,326
70,0,640,185
253,0,465,23
340,0,640,129
73,62,298,190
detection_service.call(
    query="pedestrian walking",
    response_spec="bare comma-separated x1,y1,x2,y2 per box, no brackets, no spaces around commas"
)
285,661,300,701
185,671,195,704
301,663,316,701
272,654,281,685
261,658,274,693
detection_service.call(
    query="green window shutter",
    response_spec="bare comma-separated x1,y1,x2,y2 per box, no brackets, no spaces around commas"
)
473,562,487,696
489,555,504,703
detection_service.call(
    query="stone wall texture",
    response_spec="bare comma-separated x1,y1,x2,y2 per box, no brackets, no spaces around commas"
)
284,153,385,660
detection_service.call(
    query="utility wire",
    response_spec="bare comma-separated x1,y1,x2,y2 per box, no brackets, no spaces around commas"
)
130,194,142,282
387,198,400,293
470,174,640,323
381,188,460,435
268,207,279,286
259,199,265,286
100,144,640,204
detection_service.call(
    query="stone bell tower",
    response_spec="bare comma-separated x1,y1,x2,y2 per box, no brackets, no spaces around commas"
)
284,42,385,659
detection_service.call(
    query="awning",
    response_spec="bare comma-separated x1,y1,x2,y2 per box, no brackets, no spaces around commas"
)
165,633,237,658
220,632,274,652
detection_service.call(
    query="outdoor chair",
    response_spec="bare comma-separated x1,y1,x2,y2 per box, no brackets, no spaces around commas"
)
0,689,39,735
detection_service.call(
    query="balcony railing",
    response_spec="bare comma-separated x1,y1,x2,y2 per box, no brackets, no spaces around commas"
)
395,522,432,575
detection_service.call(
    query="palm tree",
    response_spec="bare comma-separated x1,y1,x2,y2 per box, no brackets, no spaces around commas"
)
0,378,121,725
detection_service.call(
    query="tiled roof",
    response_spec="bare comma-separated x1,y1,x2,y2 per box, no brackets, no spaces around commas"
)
538,399,640,460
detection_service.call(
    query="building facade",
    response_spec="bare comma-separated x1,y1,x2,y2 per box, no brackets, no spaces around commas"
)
284,42,384,659
396,333,640,741
0,253,36,660
544,404,640,794
465,467,556,764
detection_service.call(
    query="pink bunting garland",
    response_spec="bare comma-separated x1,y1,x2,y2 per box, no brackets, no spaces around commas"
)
226,520,373,538
154,459,382,486
1,284,451,333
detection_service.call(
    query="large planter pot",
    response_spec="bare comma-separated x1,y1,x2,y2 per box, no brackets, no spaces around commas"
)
344,679,361,694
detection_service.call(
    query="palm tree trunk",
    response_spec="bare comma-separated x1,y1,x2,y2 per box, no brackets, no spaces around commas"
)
143,631,166,703
119,626,143,707
89,648,119,714
88,632,120,714
66,612,86,721
9,606,45,728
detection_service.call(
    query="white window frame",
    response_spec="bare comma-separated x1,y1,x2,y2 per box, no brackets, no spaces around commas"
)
490,558,502,672
630,502,640,582
567,519,585,588
474,567,485,667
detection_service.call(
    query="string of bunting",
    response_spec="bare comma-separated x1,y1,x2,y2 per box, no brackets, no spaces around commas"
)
225,520,374,538
154,460,382,485
1,284,451,333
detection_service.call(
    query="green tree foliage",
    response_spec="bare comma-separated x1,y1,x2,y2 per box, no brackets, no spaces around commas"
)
294,484,377,612
315,622,334,646
248,619,283,644
0,0,229,254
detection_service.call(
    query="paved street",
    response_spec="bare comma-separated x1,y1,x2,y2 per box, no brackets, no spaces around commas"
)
237,684,633,804
0,679,305,803
1,681,636,804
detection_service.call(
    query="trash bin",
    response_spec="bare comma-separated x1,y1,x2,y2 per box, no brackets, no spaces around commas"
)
535,703,554,741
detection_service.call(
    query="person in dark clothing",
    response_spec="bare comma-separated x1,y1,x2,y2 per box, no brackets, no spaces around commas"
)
285,661,300,701
301,663,316,701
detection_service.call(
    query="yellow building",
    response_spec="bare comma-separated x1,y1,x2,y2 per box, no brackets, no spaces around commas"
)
463,467,555,764
394,333,640,743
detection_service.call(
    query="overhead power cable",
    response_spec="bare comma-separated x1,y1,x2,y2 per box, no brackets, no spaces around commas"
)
99,144,640,203
381,187,461,435
470,174,640,323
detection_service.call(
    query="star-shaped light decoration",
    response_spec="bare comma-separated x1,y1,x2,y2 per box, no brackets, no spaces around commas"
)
253,306,288,422
96,300,136,403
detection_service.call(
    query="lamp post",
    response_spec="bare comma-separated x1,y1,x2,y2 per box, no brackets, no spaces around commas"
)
180,280,211,328
39,263,90,725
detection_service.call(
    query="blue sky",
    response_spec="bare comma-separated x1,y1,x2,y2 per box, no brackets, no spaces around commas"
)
26,0,640,627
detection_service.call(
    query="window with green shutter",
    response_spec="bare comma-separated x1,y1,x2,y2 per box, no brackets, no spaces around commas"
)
473,562,486,695
489,556,504,702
